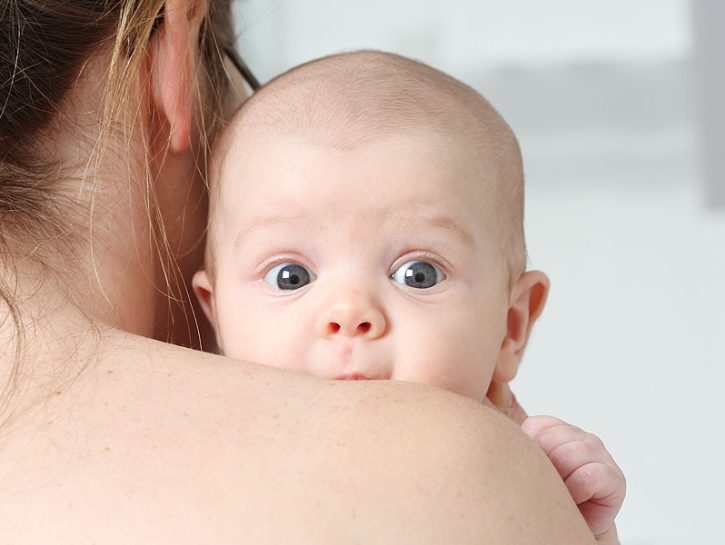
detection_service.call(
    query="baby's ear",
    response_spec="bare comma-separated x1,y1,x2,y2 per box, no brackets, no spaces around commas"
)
493,270,550,384
192,270,216,327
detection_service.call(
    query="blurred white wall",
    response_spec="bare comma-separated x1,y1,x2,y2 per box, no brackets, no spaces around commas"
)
233,2,725,543
236,0,689,79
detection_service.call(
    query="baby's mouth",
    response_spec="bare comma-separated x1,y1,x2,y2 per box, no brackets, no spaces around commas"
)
308,339,389,381
334,373,373,381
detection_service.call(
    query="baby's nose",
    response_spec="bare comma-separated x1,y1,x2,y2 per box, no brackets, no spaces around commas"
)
316,293,387,340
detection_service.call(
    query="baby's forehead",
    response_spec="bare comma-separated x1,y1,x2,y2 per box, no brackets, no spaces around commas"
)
208,51,525,274
211,126,501,254
212,119,495,208
213,104,512,202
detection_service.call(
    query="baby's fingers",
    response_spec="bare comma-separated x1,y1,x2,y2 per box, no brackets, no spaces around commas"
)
521,415,572,441
566,462,626,536
541,430,625,516
522,416,599,461
546,431,619,477
524,418,618,470
522,415,626,538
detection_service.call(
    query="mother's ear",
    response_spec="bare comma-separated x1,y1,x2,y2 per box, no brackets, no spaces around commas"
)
149,0,208,154
492,270,550,384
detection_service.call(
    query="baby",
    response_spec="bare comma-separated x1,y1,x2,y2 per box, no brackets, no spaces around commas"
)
193,51,625,544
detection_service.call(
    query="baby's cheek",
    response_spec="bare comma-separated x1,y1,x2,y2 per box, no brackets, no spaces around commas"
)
397,311,499,401
214,298,297,370
230,324,300,372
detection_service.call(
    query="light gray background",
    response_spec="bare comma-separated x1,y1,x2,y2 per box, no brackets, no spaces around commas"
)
233,1,725,543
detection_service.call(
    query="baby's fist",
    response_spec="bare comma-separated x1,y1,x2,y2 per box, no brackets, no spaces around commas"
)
521,415,626,539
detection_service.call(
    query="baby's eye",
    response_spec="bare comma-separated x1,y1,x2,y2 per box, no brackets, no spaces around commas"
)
264,263,316,290
391,260,445,289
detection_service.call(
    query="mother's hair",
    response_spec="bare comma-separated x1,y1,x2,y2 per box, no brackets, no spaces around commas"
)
0,0,232,419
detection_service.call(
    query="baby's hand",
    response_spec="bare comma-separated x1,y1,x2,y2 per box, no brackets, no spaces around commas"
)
521,416,625,543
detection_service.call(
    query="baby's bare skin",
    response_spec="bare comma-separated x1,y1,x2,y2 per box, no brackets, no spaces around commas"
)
491,385,625,542
523,416,625,543
194,51,625,542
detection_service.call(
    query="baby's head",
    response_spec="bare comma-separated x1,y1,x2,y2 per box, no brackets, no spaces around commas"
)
193,51,549,402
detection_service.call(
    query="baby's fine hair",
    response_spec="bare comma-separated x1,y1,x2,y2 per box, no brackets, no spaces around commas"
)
211,50,527,282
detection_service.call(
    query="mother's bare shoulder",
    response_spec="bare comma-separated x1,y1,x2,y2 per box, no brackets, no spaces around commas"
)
0,334,594,544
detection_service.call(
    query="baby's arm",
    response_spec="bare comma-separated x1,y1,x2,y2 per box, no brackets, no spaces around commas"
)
521,416,626,545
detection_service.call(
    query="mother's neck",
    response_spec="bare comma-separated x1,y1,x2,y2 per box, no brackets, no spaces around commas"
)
1,52,206,359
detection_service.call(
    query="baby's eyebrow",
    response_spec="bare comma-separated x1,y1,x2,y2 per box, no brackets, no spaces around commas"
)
233,209,475,248
417,214,475,247
234,214,311,247
385,208,475,248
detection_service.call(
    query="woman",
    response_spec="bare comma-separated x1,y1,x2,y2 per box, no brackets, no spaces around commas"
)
0,1,594,542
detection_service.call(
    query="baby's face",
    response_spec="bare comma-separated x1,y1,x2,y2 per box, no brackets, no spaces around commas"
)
198,130,512,400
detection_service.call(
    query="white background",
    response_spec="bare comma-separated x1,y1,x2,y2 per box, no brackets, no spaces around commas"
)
234,1,725,543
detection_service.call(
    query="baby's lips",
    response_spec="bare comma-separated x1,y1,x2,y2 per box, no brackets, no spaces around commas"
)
334,373,374,381
308,339,390,380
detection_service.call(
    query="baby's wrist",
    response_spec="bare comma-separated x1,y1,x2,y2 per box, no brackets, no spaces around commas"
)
507,393,528,424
